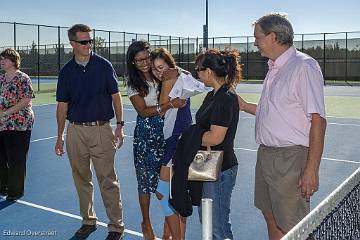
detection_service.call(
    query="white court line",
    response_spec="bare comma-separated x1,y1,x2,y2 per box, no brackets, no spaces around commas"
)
328,122,360,127
31,136,57,143
30,121,136,143
322,157,360,164
240,116,255,119
33,103,57,107
234,147,257,152
31,134,134,143
30,138,359,165
0,197,147,239
327,115,360,120
234,147,359,164
110,120,136,126
236,116,360,125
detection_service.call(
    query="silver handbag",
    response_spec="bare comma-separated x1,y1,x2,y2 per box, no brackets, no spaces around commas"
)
188,147,223,181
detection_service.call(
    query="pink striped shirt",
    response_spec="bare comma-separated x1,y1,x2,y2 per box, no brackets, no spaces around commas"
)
255,46,326,147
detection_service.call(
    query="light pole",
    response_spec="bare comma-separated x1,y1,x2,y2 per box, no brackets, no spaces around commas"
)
203,0,208,49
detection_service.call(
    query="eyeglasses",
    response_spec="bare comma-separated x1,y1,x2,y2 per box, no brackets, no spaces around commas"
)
72,39,93,45
134,56,150,65
195,66,206,72
151,67,161,73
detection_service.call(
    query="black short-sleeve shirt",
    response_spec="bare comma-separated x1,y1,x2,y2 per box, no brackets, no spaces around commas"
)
195,85,239,171
56,52,119,122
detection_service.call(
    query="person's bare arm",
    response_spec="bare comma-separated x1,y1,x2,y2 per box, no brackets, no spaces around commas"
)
130,95,186,118
0,98,32,118
159,79,176,104
112,92,124,148
237,94,257,115
297,113,327,200
202,125,228,146
55,102,68,156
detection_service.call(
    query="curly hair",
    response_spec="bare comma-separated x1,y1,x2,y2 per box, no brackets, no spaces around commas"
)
195,48,242,87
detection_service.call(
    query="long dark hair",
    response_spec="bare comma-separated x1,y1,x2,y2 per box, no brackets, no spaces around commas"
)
126,40,151,97
195,48,242,88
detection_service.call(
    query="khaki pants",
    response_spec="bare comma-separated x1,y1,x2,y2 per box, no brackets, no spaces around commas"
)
254,144,310,232
66,122,124,233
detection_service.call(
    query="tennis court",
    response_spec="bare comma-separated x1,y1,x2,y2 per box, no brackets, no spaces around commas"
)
0,84,359,239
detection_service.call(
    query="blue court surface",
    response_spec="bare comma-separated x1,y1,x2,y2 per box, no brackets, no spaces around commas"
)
1,87,360,239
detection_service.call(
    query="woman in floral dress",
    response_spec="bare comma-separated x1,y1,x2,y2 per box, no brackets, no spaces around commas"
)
0,48,34,200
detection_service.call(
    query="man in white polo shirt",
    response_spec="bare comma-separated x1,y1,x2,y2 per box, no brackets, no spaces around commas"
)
238,13,327,240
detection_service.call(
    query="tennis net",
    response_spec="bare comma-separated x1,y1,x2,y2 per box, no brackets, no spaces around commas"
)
282,167,360,240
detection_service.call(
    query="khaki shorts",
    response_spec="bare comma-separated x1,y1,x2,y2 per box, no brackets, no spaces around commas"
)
254,144,310,232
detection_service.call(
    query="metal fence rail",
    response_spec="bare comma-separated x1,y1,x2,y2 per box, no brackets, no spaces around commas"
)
1,22,359,91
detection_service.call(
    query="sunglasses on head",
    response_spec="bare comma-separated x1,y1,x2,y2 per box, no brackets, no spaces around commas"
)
72,39,93,45
195,66,206,72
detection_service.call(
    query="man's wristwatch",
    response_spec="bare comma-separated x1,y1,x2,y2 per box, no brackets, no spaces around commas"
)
116,121,125,127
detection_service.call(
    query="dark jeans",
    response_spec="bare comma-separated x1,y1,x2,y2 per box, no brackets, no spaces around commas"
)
0,130,31,197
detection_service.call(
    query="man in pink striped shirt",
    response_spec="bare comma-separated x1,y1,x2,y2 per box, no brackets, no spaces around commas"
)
239,14,327,240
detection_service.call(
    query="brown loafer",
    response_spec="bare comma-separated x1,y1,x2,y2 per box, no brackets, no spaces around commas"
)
74,224,97,239
6,194,23,201
105,231,124,240
0,188,7,197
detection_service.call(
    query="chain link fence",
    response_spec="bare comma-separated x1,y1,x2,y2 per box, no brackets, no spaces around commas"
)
1,22,360,91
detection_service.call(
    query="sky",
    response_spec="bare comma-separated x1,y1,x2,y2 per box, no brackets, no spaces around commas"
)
1,0,360,38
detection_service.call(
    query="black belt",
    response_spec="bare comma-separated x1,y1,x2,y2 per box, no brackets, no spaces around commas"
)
71,120,109,126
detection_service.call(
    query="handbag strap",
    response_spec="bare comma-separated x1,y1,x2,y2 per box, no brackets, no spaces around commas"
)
169,163,172,199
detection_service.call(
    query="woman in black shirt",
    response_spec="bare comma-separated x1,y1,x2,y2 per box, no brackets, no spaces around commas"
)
195,48,241,240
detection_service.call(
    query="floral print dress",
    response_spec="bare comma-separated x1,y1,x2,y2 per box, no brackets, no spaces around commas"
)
0,71,34,131
128,81,165,194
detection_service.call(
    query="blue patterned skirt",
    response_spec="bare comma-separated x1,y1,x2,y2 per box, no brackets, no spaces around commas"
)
133,115,165,194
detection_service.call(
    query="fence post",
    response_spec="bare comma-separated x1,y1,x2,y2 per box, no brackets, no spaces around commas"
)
13,22,16,49
178,37,181,69
169,35,172,53
202,198,212,240
123,32,126,76
93,29,96,53
187,37,190,71
196,37,199,54
301,34,304,52
58,26,61,73
246,36,249,80
345,32,348,82
108,31,111,61
37,25,40,92
323,33,326,84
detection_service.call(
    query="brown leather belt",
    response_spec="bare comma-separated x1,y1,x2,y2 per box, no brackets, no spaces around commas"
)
71,120,109,126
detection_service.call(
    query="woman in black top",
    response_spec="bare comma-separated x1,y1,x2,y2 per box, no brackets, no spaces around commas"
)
195,48,241,240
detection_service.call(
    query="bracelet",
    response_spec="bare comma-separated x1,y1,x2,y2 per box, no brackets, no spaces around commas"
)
169,101,175,108
116,121,125,126
156,104,161,114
